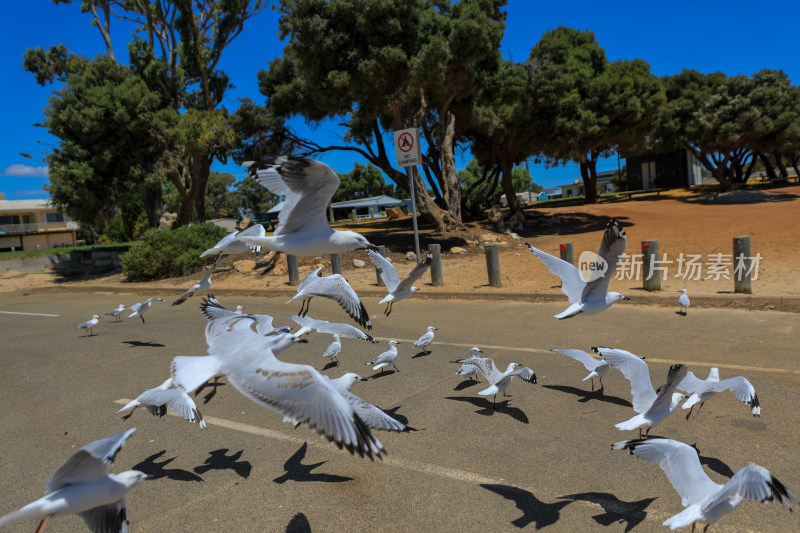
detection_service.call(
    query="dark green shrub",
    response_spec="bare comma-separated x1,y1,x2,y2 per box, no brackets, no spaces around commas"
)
121,223,228,281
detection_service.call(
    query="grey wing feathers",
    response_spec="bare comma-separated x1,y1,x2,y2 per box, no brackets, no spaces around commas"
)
78,499,129,533
45,429,136,494
395,254,432,293
594,347,657,413
288,314,376,342
367,250,401,291
552,349,603,372
710,377,761,416
525,244,585,303
710,465,798,511
582,218,626,301
677,370,707,394
340,391,409,432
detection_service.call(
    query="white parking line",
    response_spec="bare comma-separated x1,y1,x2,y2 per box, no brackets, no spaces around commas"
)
0,310,60,317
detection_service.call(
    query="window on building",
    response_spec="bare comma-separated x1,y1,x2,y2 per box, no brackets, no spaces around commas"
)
45,212,65,223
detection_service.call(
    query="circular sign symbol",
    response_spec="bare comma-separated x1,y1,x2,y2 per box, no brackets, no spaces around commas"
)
398,132,414,153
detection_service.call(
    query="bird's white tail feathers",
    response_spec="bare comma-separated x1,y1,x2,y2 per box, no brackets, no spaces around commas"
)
116,399,139,415
372,362,389,371
615,414,645,431
478,385,499,396
555,303,582,319
662,506,701,530
681,394,701,410
171,355,221,393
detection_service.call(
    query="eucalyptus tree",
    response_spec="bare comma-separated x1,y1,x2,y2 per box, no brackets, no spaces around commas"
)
257,0,507,231
527,27,665,204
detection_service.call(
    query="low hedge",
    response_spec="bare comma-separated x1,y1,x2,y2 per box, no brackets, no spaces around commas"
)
121,223,228,281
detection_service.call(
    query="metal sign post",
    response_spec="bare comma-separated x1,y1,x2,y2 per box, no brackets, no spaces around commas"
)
394,127,422,262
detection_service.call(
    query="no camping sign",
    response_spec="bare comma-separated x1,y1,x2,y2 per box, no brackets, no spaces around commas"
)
393,128,420,168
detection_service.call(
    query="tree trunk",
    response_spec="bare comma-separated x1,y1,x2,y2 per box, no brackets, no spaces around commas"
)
500,159,519,212
170,168,198,227
192,156,212,221
580,157,599,205
141,182,164,228
438,111,462,227
774,152,788,179
759,152,777,181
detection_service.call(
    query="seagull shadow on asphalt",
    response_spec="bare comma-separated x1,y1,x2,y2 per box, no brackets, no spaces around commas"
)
481,483,571,528
273,443,353,484
321,361,340,372
453,379,481,391
381,405,411,426
131,450,204,483
194,449,252,479
559,492,656,532
689,443,735,479
369,369,397,380
445,396,529,424
676,310,687,316
411,350,431,359
121,340,166,348
541,384,633,408
286,512,311,533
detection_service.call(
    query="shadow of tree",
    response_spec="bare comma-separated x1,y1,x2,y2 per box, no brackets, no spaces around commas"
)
445,396,529,424
194,449,251,479
541,384,633,408
560,491,656,532
481,483,571,528
273,442,353,484
286,513,312,533
131,450,203,483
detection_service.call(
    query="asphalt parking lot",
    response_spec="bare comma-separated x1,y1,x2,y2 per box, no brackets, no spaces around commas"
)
1,292,799,532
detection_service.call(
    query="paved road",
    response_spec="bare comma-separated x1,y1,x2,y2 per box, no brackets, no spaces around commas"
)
1,292,799,532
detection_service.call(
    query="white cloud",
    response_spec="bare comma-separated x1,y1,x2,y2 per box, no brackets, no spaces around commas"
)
2,164,50,178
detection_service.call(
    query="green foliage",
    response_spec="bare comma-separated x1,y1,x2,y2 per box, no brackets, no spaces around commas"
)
234,174,278,215
121,223,228,281
332,163,396,202
205,171,239,218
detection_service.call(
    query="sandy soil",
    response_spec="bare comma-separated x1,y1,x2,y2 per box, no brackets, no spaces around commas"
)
3,186,799,310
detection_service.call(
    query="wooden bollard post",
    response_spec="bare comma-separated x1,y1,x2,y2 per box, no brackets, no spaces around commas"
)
733,236,752,294
642,239,660,291
374,245,386,286
429,244,443,286
287,254,299,286
330,253,342,275
559,242,574,265
485,244,501,287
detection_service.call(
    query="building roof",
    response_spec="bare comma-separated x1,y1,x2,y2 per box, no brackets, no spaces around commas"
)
331,195,403,209
0,199,54,212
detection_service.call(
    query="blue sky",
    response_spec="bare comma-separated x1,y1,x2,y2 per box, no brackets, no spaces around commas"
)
2,0,799,201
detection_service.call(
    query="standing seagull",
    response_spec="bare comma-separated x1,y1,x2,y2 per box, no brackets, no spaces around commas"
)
105,304,126,322
368,250,433,316
678,367,760,420
454,356,537,408
117,378,206,428
0,429,150,533
597,345,688,438
322,334,342,366
678,289,691,315
287,268,372,330
127,297,165,323
172,255,221,306
454,347,484,381
238,157,378,256
551,348,610,391
526,218,629,319
614,437,797,532
413,326,438,355
366,340,401,373
77,315,100,337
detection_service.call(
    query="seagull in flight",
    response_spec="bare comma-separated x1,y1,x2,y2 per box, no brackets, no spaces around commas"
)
117,378,206,428
238,157,378,256
288,314,378,343
287,267,371,330
551,348,610,391
453,356,537,408
368,250,433,316
105,304,126,322
614,437,797,532
0,429,150,533
596,346,688,438
678,367,760,420
172,255,221,306
77,314,100,337
199,223,266,259
128,297,165,323
325,373,412,432
526,218,629,319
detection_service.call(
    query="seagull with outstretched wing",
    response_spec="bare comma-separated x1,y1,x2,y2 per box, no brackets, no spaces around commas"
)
368,250,432,316
678,367,760,419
